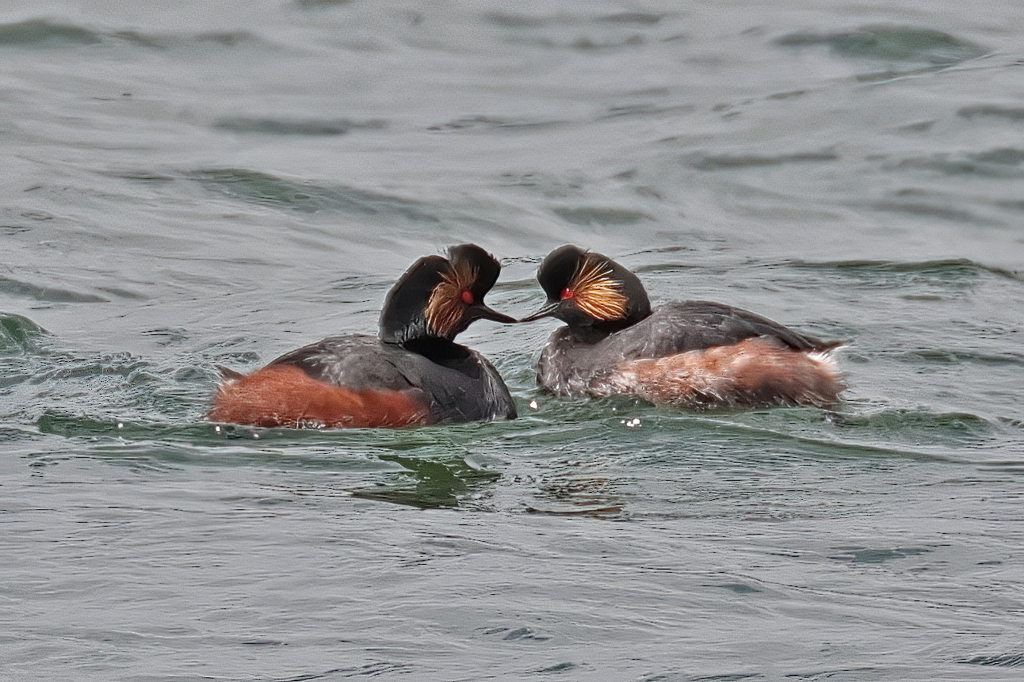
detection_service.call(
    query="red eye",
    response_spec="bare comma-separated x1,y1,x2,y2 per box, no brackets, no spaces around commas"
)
460,289,474,304
560,287,573,300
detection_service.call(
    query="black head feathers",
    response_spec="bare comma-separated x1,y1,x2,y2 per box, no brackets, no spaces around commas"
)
522,245,652,333
379,244,514,345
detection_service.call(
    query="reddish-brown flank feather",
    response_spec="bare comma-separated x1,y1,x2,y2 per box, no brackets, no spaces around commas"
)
602,337,843,408
207,365,431,428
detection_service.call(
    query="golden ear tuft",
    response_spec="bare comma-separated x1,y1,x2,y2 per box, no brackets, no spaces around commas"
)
570,254,628,321
425,257,477,337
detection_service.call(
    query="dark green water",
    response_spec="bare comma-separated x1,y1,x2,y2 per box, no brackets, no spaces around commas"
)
2,2,1024,680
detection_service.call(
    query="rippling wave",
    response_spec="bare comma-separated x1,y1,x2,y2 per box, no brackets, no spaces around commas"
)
3,2,1023,679
775,25,988,65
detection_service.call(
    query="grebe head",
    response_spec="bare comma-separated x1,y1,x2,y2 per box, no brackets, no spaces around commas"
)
521,245,652,332
379,244,515,345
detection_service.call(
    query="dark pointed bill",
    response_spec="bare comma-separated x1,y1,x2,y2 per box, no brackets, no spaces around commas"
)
518,300,559,323
470,302,517,325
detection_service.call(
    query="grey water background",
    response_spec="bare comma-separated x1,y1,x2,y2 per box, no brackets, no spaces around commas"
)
2,0,1024,679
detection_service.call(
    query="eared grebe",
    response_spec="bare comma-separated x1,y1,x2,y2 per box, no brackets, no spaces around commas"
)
208,244,517,428
521,245,844,409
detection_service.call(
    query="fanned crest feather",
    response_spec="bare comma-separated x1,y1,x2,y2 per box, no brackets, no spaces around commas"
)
570,254,628,321
425,254,477,338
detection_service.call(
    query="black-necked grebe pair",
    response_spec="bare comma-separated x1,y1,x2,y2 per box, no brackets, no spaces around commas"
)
208,244,844,428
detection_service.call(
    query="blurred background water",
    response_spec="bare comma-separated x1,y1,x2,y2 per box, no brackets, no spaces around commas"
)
2,1,1024,680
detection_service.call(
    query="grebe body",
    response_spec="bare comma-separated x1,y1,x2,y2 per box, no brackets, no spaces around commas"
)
524,246,844,409
208,245,516,428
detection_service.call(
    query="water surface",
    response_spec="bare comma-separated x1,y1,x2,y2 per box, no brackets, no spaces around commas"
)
2,1,1024,680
